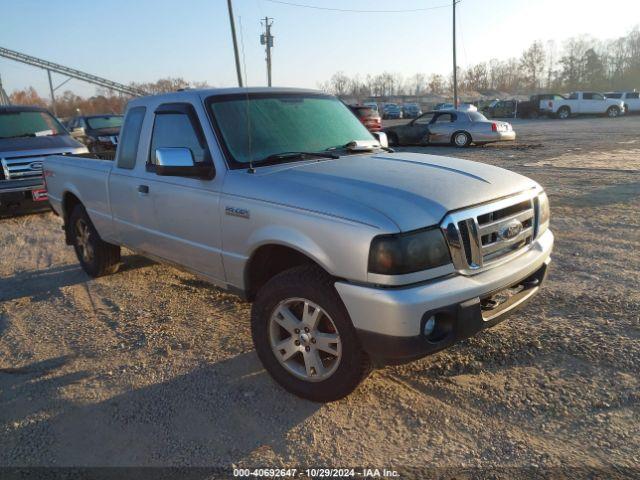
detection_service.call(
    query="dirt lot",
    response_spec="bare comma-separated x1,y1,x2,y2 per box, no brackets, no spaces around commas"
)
1,115,639,478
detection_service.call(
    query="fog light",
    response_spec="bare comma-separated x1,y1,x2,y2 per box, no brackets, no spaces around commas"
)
423,316,436,336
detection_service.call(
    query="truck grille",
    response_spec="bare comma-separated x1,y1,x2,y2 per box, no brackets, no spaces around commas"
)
441,190,538,274
1,156,45,182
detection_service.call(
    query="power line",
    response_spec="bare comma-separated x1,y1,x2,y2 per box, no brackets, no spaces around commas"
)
264,0,451,13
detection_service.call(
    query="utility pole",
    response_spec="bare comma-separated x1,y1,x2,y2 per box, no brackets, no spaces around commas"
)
47,69,57,116
226,0,243,87
260,17,274,87
452,0,458,108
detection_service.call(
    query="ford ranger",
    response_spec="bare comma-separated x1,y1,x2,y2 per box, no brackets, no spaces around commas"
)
1,106,87,215
44,88,553,402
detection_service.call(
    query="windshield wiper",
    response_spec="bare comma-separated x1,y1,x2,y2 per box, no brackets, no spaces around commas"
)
325,140,394,153
252,151,339,168
0,133,37,139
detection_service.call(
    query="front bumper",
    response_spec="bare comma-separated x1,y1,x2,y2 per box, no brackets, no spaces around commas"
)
335,229,553,364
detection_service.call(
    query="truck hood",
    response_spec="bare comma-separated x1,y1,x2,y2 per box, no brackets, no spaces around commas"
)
231,152,538,232
0,134,84,154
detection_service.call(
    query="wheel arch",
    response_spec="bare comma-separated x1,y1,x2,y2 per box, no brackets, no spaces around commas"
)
62,190,84,245
244,242,331,301
451,130,472,145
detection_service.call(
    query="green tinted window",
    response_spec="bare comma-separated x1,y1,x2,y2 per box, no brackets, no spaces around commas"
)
86,115,123,129
0,111,65,139
207,94,373,167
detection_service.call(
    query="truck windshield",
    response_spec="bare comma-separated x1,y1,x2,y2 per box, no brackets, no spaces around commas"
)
207,93,374,168
86,115,123,130
0,110,65,139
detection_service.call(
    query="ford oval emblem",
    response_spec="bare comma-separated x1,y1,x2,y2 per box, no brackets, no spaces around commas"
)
29,161,44,171
498,219,523,240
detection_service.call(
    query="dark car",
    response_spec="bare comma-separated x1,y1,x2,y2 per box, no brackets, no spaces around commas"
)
527,93,566,118
402,103,422,118
67,114,123,153
483,99,518,118
348,105,382,132
381,103,402,119
0,105,87,215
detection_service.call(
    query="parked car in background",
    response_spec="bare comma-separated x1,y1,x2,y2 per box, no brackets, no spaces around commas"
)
525,93,566,118
383,109,515,147
362,102,379,113
401,103,422,118
604,91,640,114
44,87,552,402
348,105,382,132
67,114,123,153
0,105,87,215
483,99,518,118
547,91,625,119
381,103,402,119
433,103,455,111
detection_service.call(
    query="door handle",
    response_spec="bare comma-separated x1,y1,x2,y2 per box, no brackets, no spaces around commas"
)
138,185,149,194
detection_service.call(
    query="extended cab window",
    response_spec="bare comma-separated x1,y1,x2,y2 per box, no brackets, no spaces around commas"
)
627,92,639,99
116,107,146,170
582,93,593,100
149,105,208,165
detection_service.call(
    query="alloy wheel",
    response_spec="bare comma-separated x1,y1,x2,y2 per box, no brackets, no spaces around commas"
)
269,297,341,382
75,219,94,263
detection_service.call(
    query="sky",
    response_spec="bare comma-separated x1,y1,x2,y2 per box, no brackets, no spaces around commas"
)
1,0,639,98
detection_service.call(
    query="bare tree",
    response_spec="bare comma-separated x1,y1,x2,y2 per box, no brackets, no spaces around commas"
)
520,41,546,90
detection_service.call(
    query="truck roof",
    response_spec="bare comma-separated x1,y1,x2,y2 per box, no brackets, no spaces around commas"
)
127,87,326,108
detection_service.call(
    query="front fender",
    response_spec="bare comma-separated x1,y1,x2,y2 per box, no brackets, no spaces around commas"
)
247,225,338,276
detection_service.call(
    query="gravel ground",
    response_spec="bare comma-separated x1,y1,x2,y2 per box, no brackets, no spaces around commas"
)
0,115,639,478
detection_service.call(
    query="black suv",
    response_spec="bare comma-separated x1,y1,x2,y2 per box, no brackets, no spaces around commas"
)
67,114,123,153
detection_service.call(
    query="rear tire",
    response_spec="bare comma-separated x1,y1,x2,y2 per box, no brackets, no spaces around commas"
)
251,265,371,402
607,106,620,118
452,131,471,148
557,107,571,119
69,204,121,277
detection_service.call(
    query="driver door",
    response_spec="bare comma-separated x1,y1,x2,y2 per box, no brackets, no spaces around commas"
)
427,112,457,144
402,113,434,144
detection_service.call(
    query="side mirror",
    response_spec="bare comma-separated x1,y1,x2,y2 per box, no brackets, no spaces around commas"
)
154,147,214,179
372,131,388,148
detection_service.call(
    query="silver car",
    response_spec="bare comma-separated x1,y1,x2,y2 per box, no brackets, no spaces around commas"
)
383,109,516,147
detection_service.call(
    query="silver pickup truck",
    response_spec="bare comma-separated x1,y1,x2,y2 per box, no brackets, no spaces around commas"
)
44,88,553,402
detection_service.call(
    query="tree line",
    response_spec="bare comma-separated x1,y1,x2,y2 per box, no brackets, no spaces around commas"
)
7,27,639,114
319,28,640,98
7,78,209,118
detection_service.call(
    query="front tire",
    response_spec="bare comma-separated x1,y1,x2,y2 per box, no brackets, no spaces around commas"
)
557,106,571,119
607,106,620,118
452,131,471,147
69,205,121,277
251,265,371,402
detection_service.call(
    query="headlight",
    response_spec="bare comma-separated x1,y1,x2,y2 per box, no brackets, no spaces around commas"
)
536,191,550,237
368,228,451,275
